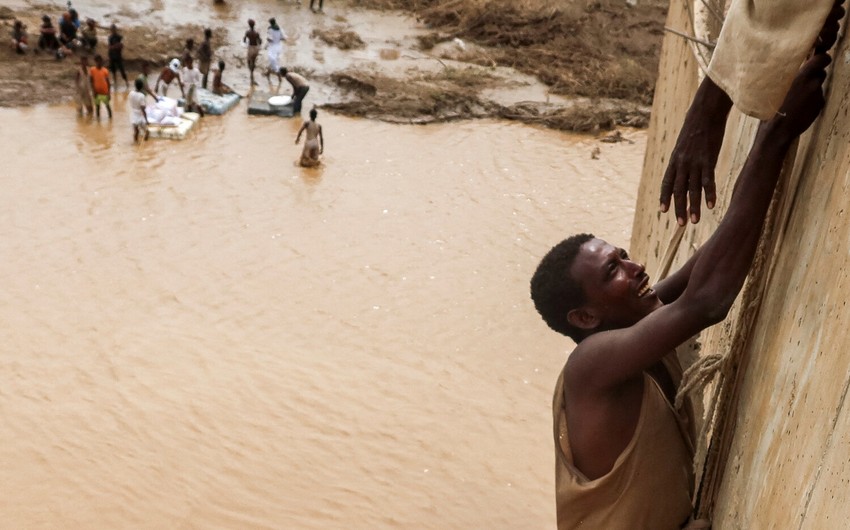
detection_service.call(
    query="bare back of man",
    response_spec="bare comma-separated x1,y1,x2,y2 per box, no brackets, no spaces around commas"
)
296,110,323,167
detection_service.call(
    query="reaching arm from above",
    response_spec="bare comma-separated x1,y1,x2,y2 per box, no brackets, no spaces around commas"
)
571,52,832,391
659,76,732,226
659,0,845,226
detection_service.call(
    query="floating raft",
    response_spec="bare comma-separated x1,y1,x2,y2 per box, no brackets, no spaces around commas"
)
196,88,241,116
147,112,201,140
247,91,295,117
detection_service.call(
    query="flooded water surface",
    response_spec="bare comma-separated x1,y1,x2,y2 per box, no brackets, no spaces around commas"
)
1,3,645,528
2,102,643,528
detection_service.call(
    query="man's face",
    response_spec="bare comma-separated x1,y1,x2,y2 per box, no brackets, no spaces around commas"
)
570,238,662,331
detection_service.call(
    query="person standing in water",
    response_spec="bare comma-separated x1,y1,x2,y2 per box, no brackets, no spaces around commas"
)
182,56,205,116
295,108,323,167
89,54,112,119
129,78,149,143
265,18,287,87
198,28,213,89
74,55,93,116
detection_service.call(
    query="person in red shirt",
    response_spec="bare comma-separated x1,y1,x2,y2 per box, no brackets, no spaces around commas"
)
89,55,112,119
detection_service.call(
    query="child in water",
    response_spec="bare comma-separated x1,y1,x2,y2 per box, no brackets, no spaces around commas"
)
89,54,112,119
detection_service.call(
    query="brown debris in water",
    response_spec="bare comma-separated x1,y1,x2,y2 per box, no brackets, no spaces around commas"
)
357,0,667,105
311,26,366,50
326,67,649,131
499,101,649,133
326,67,497,123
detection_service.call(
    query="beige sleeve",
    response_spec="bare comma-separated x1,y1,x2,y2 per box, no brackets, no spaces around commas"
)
707,0,836,120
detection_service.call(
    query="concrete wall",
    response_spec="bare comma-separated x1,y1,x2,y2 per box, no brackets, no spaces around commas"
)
631,1,850,527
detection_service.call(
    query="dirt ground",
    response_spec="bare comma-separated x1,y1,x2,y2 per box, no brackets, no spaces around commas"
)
0,4,223,107
0,0,668,132
355,0,669,104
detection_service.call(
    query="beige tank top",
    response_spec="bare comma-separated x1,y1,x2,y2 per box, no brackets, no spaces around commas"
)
553,360,695,529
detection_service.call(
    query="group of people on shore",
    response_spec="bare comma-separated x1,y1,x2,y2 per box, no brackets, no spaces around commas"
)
10,8,321,164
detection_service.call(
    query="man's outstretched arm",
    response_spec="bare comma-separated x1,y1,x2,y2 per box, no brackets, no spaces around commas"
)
571,53,831,390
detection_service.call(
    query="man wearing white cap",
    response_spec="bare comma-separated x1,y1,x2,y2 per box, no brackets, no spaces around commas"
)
265,18,287,86
155,58,185,98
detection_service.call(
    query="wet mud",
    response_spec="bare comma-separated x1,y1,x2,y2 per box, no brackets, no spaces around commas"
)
0,0,665,132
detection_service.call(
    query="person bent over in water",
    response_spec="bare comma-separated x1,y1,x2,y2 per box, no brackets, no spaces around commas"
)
279,67,309,114
295,108,323,167
530,50,833,530
155,58,185,98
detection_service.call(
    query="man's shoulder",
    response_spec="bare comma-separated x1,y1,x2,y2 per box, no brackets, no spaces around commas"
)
562,332,638,392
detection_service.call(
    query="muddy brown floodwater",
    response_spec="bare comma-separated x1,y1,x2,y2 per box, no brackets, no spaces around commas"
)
2,100,644,529
1,2,646,528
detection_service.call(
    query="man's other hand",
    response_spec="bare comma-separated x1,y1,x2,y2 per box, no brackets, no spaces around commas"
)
660,77,732,226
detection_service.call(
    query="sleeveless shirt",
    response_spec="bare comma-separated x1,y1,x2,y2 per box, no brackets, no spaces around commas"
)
553,355,695,529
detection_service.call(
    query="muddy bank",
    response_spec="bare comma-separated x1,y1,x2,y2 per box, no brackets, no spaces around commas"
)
355,0,668,104
323,67,649,131
0,7,222,107
0,0,664,132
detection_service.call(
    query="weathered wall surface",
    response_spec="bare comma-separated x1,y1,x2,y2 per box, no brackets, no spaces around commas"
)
632,1,850,528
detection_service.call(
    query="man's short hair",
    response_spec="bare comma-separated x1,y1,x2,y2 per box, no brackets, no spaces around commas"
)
530,233,595,342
